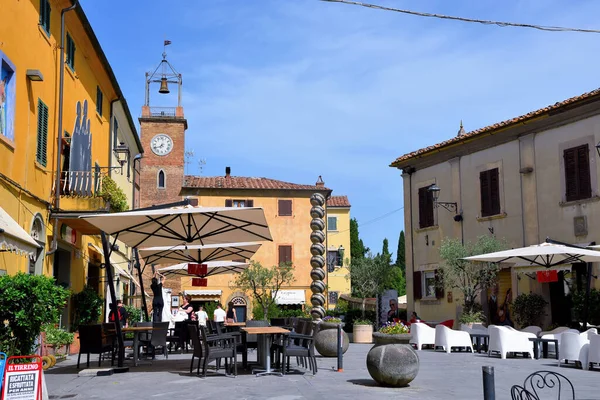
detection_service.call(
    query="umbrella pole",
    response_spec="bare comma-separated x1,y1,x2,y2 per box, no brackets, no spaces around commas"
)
101,231,125,368
134,248,150,322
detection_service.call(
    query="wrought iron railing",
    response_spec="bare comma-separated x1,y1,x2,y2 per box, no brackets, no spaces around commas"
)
146,107,177,118
54,170,106,197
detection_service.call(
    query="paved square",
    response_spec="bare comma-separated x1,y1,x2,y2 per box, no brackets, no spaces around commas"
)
45,344,599,399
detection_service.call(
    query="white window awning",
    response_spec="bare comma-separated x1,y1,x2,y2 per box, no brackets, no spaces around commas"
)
0,207,41,259
185,289,222,297
273,289,306,305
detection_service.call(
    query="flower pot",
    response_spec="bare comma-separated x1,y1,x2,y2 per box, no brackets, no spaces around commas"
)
366,332,419,387
314,322,349,357
69,333,80,355
353,324,373,344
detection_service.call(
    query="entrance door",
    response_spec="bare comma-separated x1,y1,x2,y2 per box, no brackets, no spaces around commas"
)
234,306,246,322
53,249,71,328
549,271,571,326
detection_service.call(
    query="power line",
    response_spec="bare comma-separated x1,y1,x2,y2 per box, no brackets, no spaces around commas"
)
319,0,600,34
329,206,404,235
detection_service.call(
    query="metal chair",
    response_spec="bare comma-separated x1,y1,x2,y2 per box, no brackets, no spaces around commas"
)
77,324,114,368
241,320,269,368
511,370,575,400
188,324,237,377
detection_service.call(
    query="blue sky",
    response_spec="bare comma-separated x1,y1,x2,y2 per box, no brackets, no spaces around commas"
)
81,0,600,257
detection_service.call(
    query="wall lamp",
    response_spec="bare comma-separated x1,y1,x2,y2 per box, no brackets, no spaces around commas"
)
427,184,459,214
100,142,130,174
596,142,600,158
26,69,44,82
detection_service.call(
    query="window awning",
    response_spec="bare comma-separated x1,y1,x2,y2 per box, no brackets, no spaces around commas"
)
184,289,222,298
0,207,41,258
273,289,306,305
89,244,140,287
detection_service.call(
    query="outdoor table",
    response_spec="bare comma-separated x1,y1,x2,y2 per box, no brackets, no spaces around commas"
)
110,327,156,367
242,326,289,376
224,322,246,327
470,333,489,353
528,337,559,360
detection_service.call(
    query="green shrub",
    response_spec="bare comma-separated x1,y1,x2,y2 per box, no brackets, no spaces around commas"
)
71,286,103,330
42,324,74,347
98,176,129,213
204,301,217,318
279,309,309,318
353,319,373,326
124,305,143,325
251,299,279,320
459,310,485,324
572,289,600,326
512,293,548,327
0,273,70,356
343,309,377,333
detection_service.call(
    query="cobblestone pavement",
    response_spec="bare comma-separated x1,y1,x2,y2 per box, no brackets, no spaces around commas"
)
45,344,600,400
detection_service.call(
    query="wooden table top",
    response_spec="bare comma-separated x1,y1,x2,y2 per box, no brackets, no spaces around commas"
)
224,322,246,327
242,327,289,335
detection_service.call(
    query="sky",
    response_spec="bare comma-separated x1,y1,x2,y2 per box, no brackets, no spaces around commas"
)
80,0,600,257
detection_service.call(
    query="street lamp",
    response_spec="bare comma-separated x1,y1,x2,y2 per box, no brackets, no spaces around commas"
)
427,184,459,214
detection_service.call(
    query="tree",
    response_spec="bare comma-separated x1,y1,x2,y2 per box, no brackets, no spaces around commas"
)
439,236,507,314
396,231,405,272
387,266,406,296
231,261,295,320
350,218,369,260
348,253,391,299
382,238,390,258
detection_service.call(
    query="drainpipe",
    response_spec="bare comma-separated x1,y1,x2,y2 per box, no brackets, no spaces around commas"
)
48,0,78,257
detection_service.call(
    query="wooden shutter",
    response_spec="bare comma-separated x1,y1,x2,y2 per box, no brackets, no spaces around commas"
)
246,199,254,207
278,200,292,216
225,199,233,207
434,269,444,299
489,168,500,215
564,145,592,202
36,99,48,167
481,168,500,217
278,245,292,265
418,187,434,228
413,271,422,300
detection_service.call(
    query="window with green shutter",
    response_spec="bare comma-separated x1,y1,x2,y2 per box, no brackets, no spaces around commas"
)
39,0,51,35
36,99,49,167
96,86,103,116
66,34,75,71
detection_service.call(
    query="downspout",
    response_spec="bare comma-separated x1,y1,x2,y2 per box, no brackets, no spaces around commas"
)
48,0,78,256
108,98,119,175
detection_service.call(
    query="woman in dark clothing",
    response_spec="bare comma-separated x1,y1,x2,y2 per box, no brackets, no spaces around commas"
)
150,272,165,322
226,301,237,323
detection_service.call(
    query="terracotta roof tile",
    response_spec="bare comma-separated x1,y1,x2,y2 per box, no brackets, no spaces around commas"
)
390,87,600,168
183,176,330,191
327,195,351,207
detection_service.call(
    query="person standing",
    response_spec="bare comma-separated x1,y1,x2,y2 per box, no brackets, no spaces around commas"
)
150,272,165,322
387,299,400,322
181,295,194,320
108,300,129,328
213,303,227,322
196,306,209,327
226,302,237,323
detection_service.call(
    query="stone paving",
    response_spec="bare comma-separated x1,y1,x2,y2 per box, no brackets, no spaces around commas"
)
45,344,600,400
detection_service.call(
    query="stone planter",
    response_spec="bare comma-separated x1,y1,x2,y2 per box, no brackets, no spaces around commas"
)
353,324,373,343
366,332,419,387
314,322,349,357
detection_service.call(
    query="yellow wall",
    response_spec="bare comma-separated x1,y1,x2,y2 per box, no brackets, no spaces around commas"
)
0,0,137,325
173,190,330,317
326,206,351,308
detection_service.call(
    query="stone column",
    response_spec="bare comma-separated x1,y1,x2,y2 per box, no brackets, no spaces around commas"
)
309,193,326,320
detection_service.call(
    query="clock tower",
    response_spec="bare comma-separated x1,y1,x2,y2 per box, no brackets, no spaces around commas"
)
139,46,187,208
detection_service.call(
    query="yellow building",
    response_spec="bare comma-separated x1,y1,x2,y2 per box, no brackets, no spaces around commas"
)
325,196,352,308
176,169,353,320
0,0,141,327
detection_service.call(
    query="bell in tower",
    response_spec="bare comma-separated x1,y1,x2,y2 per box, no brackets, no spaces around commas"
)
143,40,182,111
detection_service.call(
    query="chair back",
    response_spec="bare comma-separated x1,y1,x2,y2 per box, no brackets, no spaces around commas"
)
245,320,268,344
151,322,169,347
520,326,542,336
187,324,203,358
78,324,104,353
522,371,575,400
135,321,153,341
581,328,598,340
588,333,600,364
510,385,539,400
270,318,286,327
198,325,211,356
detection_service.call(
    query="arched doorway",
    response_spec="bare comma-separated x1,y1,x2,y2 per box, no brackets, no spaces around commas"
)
227,293,248,322
29,214,45,275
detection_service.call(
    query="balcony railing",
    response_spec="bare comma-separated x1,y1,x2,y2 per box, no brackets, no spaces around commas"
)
54,170,106,197
147,107,176,118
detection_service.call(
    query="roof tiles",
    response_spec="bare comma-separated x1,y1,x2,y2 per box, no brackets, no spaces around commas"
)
183,176,330,191
327,195,351,207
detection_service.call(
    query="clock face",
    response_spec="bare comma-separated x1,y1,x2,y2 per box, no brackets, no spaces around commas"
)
150,134,173,156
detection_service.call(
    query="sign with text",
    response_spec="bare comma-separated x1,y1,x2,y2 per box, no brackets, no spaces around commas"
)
191,277,208,287
537,270,558,283
1,356,42,400
187,263,207,276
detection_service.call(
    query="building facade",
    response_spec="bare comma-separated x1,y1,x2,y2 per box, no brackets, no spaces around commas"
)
325,195,352,308
0,0,141,327
391,88,600,328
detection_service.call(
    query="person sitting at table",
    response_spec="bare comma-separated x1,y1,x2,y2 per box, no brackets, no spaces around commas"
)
214,303,227,322
108,300,128,328
410,311,421,324
226,301,237,323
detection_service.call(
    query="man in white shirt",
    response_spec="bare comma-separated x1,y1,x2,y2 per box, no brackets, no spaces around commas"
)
196,306,209,326
213,303,227,322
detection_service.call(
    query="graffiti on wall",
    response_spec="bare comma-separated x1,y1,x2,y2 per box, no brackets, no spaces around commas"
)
67,100,92,195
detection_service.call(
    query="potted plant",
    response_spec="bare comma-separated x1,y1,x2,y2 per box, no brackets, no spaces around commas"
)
42,324,74,362
367,321,419,387
459,310,486,330
353,319,373,344
314,316,349,357
512,293,548,328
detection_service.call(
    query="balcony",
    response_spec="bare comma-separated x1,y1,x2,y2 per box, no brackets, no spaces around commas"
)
53,170,107,212
140,106,185,119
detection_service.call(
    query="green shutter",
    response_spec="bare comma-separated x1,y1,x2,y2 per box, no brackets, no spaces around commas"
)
39,0,51,33
66,34,75,70
36,99,49,167
96,87,103,116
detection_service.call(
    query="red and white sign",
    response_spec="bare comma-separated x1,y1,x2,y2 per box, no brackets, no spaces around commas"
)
537,270,559,283
191,277,208,287
2,356,42,400
187,263,207,276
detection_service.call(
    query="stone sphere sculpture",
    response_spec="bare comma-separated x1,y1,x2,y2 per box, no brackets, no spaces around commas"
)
366,333,420,387
310,230,326,244
310,255,325,269
310,206,325,219
309,192,326,321
310,243,325,256
314,323,350,356
310,193,326,206
310,218,325,232
310,280,326,294
310,268,325,281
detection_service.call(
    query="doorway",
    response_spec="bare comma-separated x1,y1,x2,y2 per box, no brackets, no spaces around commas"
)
549,271,571,326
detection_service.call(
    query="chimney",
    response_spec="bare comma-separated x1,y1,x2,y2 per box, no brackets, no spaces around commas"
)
225,167,231,178
316,175,324,187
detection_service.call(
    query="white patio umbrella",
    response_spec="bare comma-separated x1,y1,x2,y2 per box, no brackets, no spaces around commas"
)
464,242,600,268
157,261,249,278
138,242,261,265
81,205,272,249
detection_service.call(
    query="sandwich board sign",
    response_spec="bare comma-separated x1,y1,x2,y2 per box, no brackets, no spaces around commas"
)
1,356,42,400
